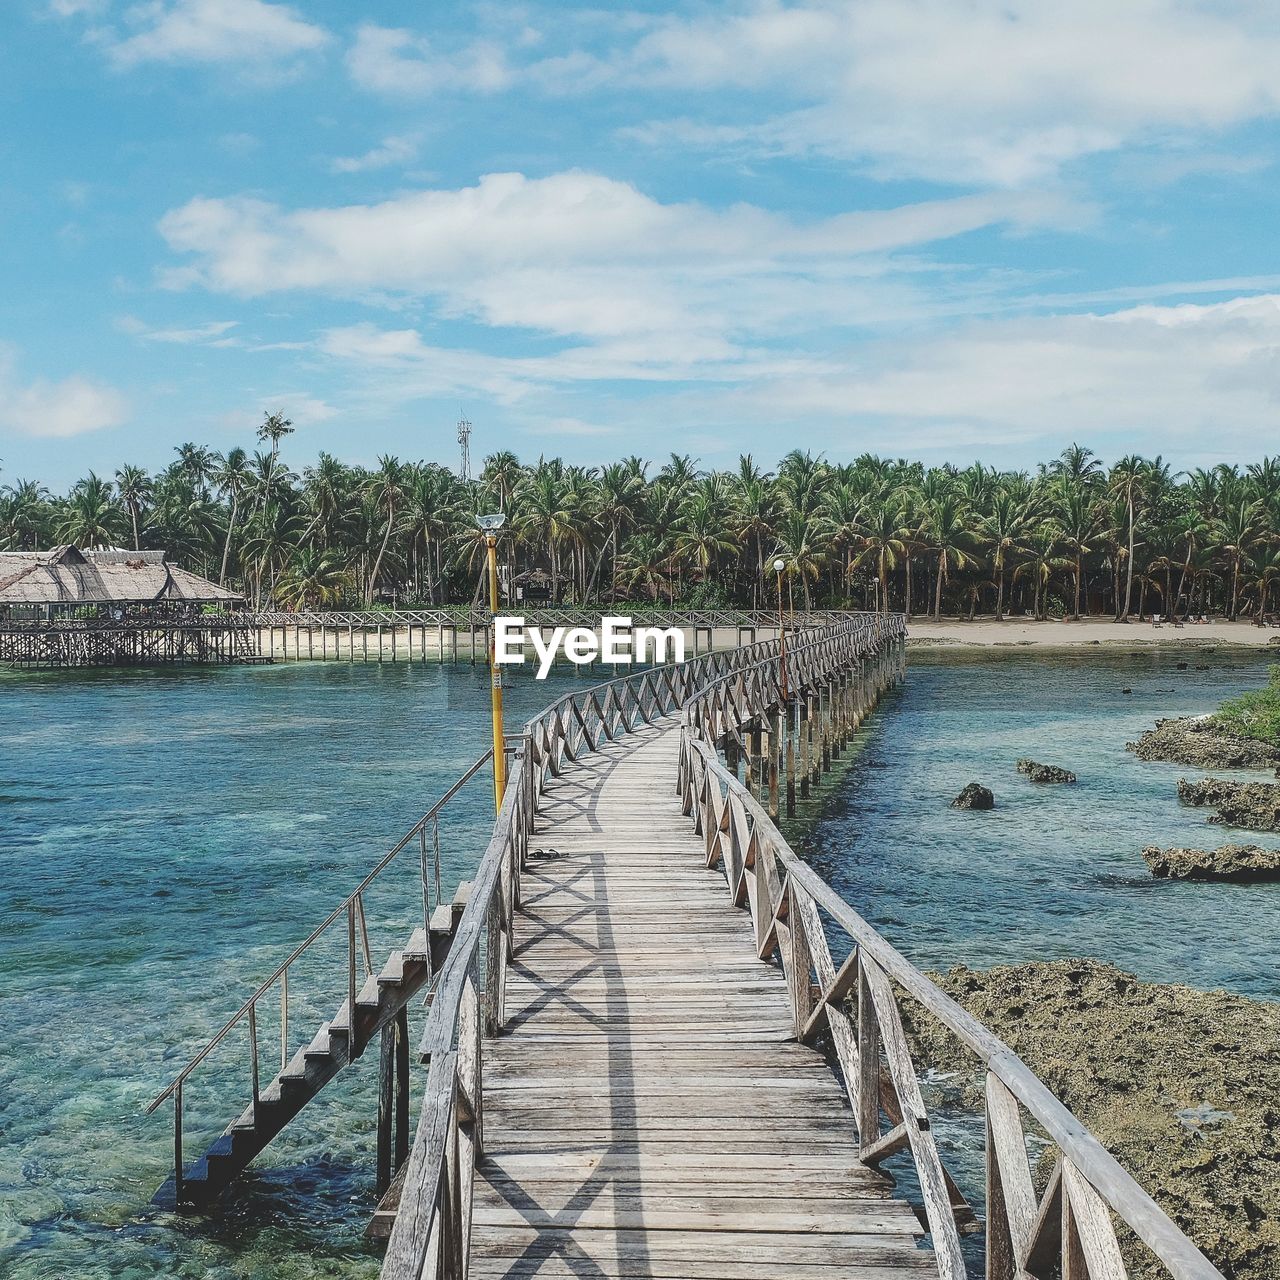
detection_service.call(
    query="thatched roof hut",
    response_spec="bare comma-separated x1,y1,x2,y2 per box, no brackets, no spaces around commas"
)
0,546,240,609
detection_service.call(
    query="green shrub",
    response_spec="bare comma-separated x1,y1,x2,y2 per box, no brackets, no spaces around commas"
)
1212,665,1280,747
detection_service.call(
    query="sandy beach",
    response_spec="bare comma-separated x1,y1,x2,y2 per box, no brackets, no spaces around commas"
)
908,618,1280,648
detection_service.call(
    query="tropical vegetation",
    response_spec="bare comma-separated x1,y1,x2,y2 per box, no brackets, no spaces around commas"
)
1213,667,1280,747
5,421,1280,622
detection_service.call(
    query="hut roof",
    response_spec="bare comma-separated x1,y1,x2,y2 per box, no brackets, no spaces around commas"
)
0,546,241,606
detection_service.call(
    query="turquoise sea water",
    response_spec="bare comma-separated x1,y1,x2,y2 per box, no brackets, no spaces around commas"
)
2,648,1277,1278
0,661,589,1280
803,646,1280,1000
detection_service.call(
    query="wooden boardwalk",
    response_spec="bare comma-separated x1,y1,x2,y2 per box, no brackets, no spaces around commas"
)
471,718,933,1280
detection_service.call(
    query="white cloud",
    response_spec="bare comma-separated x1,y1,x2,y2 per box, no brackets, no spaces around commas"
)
726,293,1280,456
620,0,1280,184
118,316,239,344
342,3,1280,186
214,392,338,435
156,171,1075,342
307,292,1280,465
329,134,420,175
347,24,511,96
105,0,328,70
0,351,128,439
49,0,106,18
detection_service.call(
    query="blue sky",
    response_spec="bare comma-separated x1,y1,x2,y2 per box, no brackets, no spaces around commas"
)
5,0,1280,488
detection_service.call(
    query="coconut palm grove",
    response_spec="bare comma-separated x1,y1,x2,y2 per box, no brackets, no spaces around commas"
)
3,418,1279,622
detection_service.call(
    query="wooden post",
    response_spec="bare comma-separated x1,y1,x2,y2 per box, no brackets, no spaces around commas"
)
248,1003,260,1112
785,701,797,817
799,695,810,800
808,693,820,789
377,1022,394,1197
821,684,832,772
395,1006,410,1171
768,710,781,821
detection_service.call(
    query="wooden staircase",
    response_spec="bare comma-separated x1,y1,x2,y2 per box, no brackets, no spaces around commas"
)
160,884,471,1208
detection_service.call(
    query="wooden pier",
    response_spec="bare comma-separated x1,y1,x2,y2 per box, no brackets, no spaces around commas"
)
149,614,1227,1280
0,616,261,668
240,608,820,665
451,722,935,1279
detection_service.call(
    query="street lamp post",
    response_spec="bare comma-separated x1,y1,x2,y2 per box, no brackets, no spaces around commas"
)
773,557,789,706
477,513,507,812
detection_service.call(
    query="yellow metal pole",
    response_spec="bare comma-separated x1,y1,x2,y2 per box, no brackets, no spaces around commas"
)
486,532,507,812
776,568,789,706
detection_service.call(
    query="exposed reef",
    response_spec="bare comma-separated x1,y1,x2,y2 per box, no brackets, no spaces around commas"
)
1142,843,1280,881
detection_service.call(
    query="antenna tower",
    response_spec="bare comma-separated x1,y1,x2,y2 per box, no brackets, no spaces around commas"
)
457,412,473,482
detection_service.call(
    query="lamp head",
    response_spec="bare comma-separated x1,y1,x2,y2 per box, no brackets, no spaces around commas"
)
773,557,786,573
475,513,507,533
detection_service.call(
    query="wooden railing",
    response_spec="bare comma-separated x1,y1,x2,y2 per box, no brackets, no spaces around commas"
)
380,612,897,1280
145,751,494,1198
678,654,1225,1280
238,606,851,630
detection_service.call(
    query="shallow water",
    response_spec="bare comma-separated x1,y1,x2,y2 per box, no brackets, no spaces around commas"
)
2,648,1277,1277
803,645,1280,1266
0,660,591,1279
804,646,1280,999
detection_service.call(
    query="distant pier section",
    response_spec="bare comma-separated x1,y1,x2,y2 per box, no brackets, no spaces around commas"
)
0,546,256,669
241,607,808,665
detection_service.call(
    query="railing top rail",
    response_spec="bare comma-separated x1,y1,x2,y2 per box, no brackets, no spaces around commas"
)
687,735,1222,1280
416,748,529,1064
236,607,864,627
145,749,493,1115
679,612,903,723
523,612,894,731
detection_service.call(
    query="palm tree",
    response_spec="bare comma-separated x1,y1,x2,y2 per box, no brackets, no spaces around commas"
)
1051,443,1104,491
852,498,908,615
365,455,407,604
1013,529,1067,620
241,501,304,608
1215,498,1265,620
174,443,216,499
616,532,673,603
213,448,250,586
773,509,827,611
257,411,295,466
977,489,1036,619
1,479,50,549
275,546,348,609
1055,486,1101,618
1108,455,1148,621
114,465,152,550
1247,546,1280,623
921,491,974,620
592,461,645,601
299,452,350,550
673,494,737,585
57,473,123,548
517,464,572,603
1170,508,1209,621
